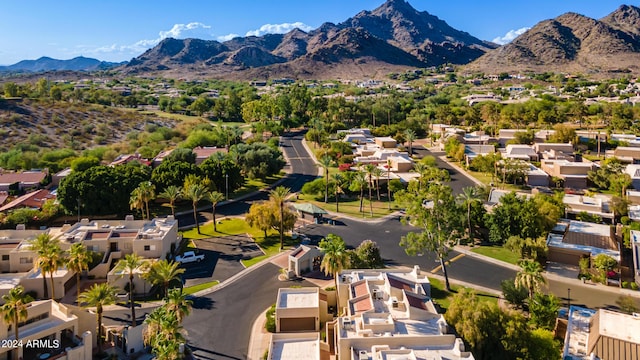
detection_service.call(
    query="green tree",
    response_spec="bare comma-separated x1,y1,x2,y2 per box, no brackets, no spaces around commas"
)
130,187,145,218
349,172,367,213
485,193,544,244
143,260,185,298
79,283,118,352
318,155,332,203
373,167,383,201
70,156,100,172
183,182,207,234
592,253,618,284
364,164,376,216
246,202,276,237
114,254,147,327
151,161,201,192
270,186,292,250
398,183,463,291
1,286,33,359
319,234,351,289
30,234,64,299
404,128,416,156
354,240,384,269
159,185,182,216
206,191,225,232
515,259,546,299
501,279,528,309
66,243,91,305
332,173,345,212
137,181,156,220
615,295,639,314
144,306,185,360
529,293,560,330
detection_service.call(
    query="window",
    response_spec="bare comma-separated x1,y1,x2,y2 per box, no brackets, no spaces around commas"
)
1,255,8,261
19,257,33,264
144,245,150,251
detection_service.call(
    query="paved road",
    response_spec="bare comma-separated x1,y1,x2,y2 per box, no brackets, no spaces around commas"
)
413,146,477,194
184,263,315,360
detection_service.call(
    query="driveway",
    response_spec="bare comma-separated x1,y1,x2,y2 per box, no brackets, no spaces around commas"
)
183,234,264,287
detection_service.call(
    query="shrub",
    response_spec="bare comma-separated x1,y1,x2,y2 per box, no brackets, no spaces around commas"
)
632,282,639,291
265,304,276,332
501,279,528,309
622,281,630,289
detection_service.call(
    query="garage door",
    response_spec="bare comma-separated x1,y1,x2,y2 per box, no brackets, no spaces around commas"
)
280,317,315,332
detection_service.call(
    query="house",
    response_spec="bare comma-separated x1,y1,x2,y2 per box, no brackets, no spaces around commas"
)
625,164,640,190
611,133,640,147
486,189,531,207
525,164,549,187
0,189,56,213
0,299,92,360
151,149,174,167
462,131,492,145
612,147,640,163
498,129,520,146
287,245,323,277
51,168,72,187
192,146,228,165
109,154,149,167
374,137,397,149
563,306,640,360
464,145,495,166
0,170,47,192
275,287,330,333
503,144,538,161
563,194,614,222
546,220,619,266
534,129,556,143
343,133,369,145
540,160,595,189
534,143,575,161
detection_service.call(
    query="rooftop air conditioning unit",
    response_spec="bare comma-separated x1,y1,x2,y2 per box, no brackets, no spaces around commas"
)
358,350,368,360
392,299,399,308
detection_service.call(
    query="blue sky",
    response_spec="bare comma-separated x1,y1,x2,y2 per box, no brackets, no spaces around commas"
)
0,0,635,65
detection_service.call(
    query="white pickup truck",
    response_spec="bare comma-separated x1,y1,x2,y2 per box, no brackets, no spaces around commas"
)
175,251,204,264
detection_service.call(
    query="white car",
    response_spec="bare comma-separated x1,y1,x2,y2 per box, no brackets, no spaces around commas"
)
175,251,204,264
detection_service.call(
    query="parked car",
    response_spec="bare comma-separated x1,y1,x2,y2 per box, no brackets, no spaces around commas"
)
175,251,204,264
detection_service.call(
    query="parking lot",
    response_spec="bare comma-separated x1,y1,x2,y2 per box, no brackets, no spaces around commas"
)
181,234,264,287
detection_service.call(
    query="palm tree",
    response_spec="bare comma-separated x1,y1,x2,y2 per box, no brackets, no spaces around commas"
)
66,243,91,305
183,182,207,234
404,129,416,156
29,233,55,299
373,167,383,201
515,259,546,299
138,181,156,220
386,159,392,210
165,288,193,324
114,254,146,327
332,173,344,213
144,306,185,360
1,286,33,359
319,234,350,289
129,188,145,219
144,260,185,298
79,283,118,352
159,185,182,216
318,155,333,203
364,164,376,216
457,187,482,243
206,191,225,232
270,186,291,251
30,234,64,300
352,172,367,213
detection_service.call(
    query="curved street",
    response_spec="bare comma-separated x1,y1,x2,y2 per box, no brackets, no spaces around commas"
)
177,133,632,359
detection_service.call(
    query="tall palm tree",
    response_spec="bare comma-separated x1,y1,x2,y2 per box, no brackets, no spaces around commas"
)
386,159,392,210
159,185,182,216
1,286,33,359
143,260,185,298
165,288,193,324
457,187,482,243
206,191,225,232
66,243,91,305
30,234,63,300
332,173,344,213
270,186,291,251
404,129,416,156
515,259,546,299
29,233,55,299
144,306,185,360
114,254,146,327
79,283,118,352
373,167,383,201
318,155,333,203
364,164,376,217
319,234,350,289
138,181,156,220
129,188,145,219
352,172,367,213
183,182,207,234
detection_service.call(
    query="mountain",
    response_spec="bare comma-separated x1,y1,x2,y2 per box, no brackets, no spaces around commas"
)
467,5,640,75
121,0,497,79
0,56,123,73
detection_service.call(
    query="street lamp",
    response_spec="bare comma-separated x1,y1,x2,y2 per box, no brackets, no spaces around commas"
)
225,173,229,201
567,288,571,310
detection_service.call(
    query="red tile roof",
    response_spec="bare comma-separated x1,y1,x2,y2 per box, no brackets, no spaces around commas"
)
406,293,428,311
0,189,55,212
388,276,413,292
0,171,46,185
353,282,369,298
352,297,373,313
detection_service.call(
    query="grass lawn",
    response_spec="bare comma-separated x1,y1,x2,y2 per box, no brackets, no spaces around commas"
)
232,173,284,198
297,194,398,219
429,277,499,311
466,169,523,192
181,218,296,267
470,246,520,265
183,280,220,295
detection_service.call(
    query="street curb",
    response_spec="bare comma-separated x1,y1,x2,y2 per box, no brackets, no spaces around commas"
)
389,265,502,297
247,307,271,360
300,138,323,177
437,155,484,187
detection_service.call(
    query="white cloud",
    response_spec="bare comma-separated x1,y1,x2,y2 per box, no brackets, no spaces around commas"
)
492,27,530,45
217,33,240,42
245,22,313,37
70,22,213,60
